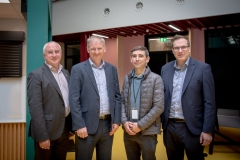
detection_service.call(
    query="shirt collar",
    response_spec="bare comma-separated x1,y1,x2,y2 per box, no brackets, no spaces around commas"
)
174,57,190,70
131,69,145,79
45,61,62,73
89,58,105,69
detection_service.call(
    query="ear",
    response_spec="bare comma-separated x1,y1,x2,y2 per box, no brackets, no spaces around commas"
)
146,56,150,63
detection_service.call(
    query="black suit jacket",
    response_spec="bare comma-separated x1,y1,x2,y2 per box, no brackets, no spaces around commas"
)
27,63,72,141
69,60,121,134
161,57,216,135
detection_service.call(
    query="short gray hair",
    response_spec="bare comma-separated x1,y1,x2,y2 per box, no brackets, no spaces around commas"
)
43,41,62,54
87,36,106,49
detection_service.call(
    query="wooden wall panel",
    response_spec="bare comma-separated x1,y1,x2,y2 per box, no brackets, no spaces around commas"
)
0,123,25,160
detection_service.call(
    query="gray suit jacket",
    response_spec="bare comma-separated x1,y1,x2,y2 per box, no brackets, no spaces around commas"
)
69,60,121,134
161,57,216,135
27,63,72,142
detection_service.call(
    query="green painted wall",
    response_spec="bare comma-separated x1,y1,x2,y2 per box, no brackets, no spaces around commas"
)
26,0,52,159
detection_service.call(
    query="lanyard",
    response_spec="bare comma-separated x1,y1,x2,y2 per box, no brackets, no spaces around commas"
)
132,77,142,109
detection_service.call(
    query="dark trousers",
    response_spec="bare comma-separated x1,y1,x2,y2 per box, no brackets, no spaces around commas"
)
77,119,113,160
163,121,204,160
34,123,70,160
124,132,158,160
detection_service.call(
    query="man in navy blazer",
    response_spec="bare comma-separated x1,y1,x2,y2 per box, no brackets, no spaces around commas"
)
161,35,216,160
69,36,121,160
27,41,72,160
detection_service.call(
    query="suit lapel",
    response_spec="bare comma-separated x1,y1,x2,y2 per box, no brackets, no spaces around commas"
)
167,61,175,96
42,64,63,98
182,58,195,94
104,63,111,95
84,60,99,96
61,69,70,84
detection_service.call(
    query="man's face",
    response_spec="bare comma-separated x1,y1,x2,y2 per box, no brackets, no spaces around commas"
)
130,50,149,70
87,38,106,65
172,38,190,64
43,42,62,68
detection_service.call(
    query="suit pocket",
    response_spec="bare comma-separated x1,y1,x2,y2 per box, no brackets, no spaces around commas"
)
44,114,52,121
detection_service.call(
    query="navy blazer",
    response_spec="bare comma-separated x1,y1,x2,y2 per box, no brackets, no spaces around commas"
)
69,60,121,134
161,57,216,135
27,64,72,141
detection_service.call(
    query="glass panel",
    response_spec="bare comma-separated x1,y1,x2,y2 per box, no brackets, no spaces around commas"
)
148,36,189,52
67,58,73,72
208,35,240,48
67,44,80,56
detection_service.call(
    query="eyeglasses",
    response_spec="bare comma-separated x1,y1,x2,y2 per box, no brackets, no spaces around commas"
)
172,46,189,51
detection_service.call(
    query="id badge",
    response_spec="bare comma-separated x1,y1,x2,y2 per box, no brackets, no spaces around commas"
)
131,109,138,119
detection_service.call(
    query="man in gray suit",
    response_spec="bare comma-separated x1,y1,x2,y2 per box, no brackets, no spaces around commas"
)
27,41,72,160
69,36,121,160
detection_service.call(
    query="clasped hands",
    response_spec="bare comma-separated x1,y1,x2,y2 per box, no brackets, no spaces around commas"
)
124,121,141,135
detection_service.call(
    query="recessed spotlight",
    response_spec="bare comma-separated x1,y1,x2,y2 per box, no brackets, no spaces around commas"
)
135,2,143,11
175,0,185,5
103,8,110,17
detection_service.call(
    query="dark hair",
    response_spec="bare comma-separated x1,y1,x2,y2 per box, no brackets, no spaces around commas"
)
131,46,149,57
171,35,190,48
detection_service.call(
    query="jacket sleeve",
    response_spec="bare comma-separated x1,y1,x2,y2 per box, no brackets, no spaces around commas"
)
113,67,121,125
27,71,49,141
202,64,216,133
121,76,129,125
69,65,86,131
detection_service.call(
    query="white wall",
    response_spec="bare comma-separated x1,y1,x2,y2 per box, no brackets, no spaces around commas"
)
52,0,240,35
0,19,26,123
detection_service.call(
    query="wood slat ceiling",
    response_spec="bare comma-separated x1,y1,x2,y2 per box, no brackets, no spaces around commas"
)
53,12,240,43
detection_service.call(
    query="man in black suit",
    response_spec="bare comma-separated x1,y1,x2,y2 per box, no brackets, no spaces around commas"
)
69,36,121,160
161,35,216,160
27,41,72,160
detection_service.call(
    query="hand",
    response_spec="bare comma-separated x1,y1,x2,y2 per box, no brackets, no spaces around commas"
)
123,121,136,135
109,123,119,136
200,132,212,146
39,139,50,150
129,122,141,133
76,127,88,138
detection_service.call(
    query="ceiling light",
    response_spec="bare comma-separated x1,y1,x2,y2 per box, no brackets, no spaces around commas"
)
146,29,149,32
168,25,180,31
0,0,10,3
103,8,110,17
92,33,109,39
135,2,143,12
